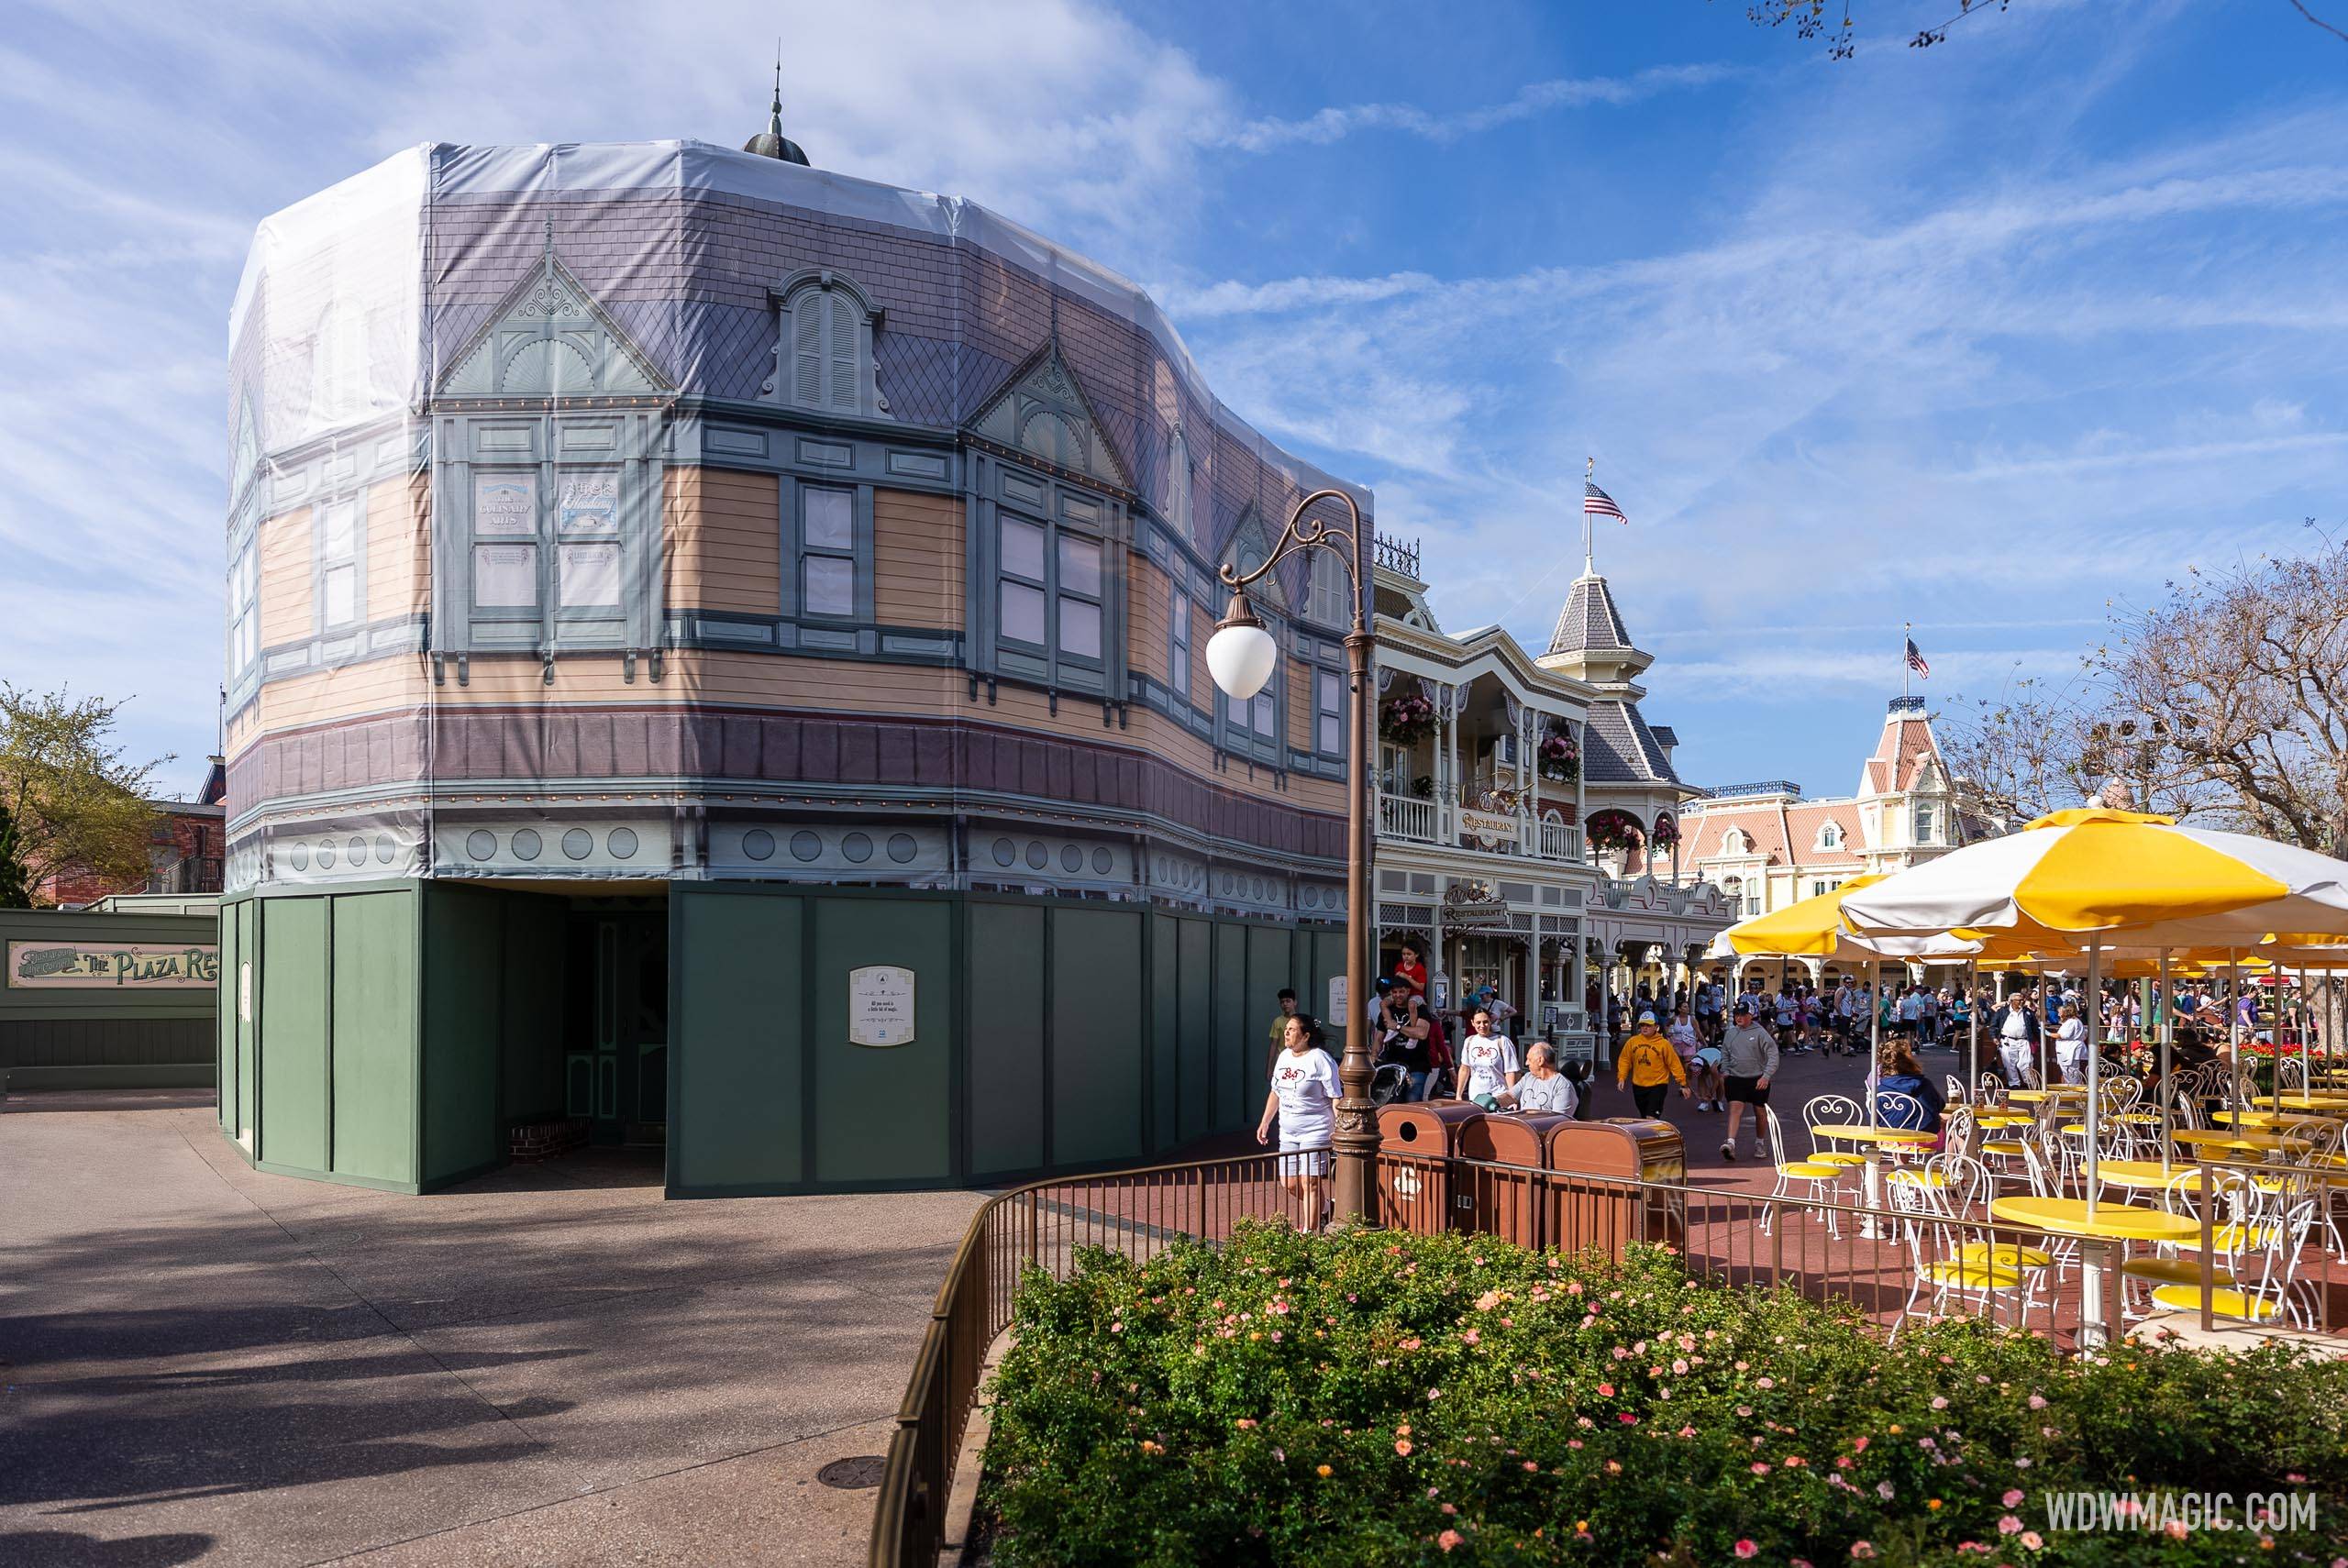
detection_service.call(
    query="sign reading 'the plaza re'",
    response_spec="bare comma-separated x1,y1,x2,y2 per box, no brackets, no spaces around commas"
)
7,942,220,990
848,965,916,1046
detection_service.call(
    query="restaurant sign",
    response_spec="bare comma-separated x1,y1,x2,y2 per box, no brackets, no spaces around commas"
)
7,941,219,990
1441,880,1512,932
1456,808,1520,849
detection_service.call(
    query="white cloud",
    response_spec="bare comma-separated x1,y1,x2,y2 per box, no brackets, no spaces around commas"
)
1221,63,1739,152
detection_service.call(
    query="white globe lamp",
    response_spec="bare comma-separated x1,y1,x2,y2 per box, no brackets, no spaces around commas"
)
1205,592,1279,701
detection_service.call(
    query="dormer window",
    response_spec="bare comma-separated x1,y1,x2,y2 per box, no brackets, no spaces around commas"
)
1722,829,1748,856
766,271,886,417
1817,822,1843,851
1164,424,1194,543
1308,548,1349,629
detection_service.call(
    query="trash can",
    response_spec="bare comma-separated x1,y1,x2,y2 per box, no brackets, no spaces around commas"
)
1545,1118,1688,1255
1375,1100,1486,1234
1456,1112,1577,1248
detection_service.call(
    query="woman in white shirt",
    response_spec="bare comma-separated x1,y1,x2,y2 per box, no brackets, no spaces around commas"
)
1257,1012,1339,1231
2054,1003,2088,1084
1501,1041,1578,1117
1453,1006,1522,1107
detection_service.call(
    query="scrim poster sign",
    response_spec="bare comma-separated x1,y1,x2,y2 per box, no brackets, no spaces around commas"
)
848,965,915,1046
7,942,220,990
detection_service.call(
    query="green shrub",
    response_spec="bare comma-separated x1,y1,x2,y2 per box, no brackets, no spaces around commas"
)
980,1222,2348,1566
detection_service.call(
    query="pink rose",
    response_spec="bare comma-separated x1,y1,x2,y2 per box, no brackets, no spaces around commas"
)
1735,1542,1758,1560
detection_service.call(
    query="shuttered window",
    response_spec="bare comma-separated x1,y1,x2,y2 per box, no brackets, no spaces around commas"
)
1309,549,1348,628
789,287,872,415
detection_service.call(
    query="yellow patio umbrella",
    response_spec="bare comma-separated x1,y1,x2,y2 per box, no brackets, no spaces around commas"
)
1843,809,2348,1231
1707,877,1989,1125
1840,810,2348,949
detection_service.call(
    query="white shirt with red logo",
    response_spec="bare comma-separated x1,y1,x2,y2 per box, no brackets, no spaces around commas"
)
1270,1047,1340,1139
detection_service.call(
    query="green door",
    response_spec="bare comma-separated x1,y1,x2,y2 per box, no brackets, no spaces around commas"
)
566,911,668,1143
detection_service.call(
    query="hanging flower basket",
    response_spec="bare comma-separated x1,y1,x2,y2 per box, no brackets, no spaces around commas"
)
1649,813,1680,851
1379,693,1435,748
1586,808,1645,854
1537,732,1579,783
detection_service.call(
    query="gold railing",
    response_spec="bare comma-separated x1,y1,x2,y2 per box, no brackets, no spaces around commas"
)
869,1143,2343,1566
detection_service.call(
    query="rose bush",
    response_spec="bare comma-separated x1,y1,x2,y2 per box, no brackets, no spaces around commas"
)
980,1224,2347,1566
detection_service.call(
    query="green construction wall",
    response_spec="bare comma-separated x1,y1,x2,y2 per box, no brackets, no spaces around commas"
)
223,880,574,1193
227,879,1335,1198
333,891,417,1186
666,886,1328,1197
0,908,218,1092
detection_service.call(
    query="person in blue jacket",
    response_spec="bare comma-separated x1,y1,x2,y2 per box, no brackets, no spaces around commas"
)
1874,1036,1946,1133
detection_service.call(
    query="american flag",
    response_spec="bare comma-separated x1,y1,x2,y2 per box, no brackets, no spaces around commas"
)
1904,636,1931,679
1583,480,1627,524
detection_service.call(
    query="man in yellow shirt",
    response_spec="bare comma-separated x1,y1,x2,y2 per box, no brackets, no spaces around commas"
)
1614,1010,1688,1119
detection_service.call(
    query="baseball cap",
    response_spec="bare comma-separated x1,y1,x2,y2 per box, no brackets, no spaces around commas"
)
1733,1000,1754,1016
1637,1010,1657,1023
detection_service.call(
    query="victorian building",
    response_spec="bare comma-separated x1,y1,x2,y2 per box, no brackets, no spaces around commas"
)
216,111,1368,1195
1369,540,1730,1058
1680,695,1968,984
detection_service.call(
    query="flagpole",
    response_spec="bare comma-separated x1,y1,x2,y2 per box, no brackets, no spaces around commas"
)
1902,621,1911,701
1583,456,1595,572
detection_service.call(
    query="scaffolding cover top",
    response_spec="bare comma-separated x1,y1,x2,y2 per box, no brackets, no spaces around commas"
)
228,139,1368,514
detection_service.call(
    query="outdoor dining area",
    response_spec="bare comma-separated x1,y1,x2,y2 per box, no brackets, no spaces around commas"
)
1710,807,2348,1351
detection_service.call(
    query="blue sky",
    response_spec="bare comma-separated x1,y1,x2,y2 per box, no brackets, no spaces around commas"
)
3,0,2344,800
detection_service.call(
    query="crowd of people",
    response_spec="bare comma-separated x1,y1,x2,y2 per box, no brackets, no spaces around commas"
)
1256,947,2319,1229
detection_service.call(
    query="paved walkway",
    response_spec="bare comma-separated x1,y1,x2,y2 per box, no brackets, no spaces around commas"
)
0,1092,984,1567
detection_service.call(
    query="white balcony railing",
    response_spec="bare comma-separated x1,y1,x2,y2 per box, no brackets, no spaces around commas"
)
1377,791,1584,864
1538,818,1582,862
1379,790,1439,844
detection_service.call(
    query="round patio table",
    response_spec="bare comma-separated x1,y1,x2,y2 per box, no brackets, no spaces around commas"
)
2169,1129,2309,1155
2211,1108,2343,1129
1812,1124,1938,1237
1989,1193,2200,1347
2006,1088,2088,1103
2250,1094,2348,1110
2088,1160,2284,1193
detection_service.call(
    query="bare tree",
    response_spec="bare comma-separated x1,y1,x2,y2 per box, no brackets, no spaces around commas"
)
2102,541,2348,856
1739,0,2345,60
1941,530,2348,853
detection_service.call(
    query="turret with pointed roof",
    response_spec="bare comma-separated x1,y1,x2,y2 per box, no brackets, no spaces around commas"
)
743,56,811,166
1539,564,1678,790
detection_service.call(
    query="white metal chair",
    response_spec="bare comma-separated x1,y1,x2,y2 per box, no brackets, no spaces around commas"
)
1800,1094,1870,1188
1763,1106,1845,1239
1888,1152,2043,1343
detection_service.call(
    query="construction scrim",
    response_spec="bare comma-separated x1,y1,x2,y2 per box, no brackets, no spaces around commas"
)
224,140,1370,892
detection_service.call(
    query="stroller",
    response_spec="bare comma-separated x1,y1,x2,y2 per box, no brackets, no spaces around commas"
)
1370,1062,1413,1108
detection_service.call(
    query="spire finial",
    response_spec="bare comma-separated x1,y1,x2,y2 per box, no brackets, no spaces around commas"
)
770,44,785,133
1583,455,1596,572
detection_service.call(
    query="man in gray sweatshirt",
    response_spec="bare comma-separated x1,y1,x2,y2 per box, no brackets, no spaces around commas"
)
1718,1000,1782,1162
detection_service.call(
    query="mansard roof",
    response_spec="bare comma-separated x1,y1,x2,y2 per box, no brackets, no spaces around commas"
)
1583,699,1682,786
1547,571,1634,657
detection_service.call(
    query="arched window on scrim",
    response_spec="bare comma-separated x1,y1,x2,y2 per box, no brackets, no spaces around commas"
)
1309,547,1349,629
771,273,886,417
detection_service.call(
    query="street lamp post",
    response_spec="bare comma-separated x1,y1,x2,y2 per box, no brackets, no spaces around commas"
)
1206,487,1378,1225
